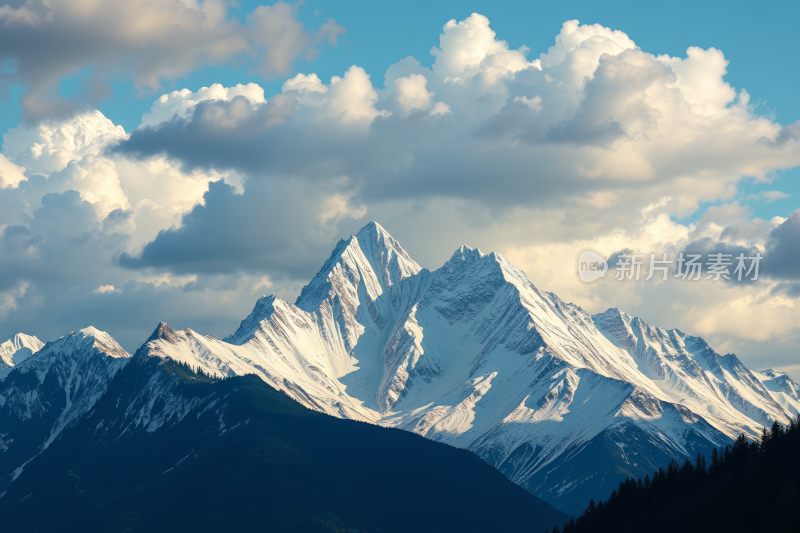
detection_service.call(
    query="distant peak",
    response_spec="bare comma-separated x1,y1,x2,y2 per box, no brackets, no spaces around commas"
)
758,368,783,379
3,332,42,346
79,326,102,337
722,352,744,366
252,294,278,312
596,308,630,319
1,332,44,367
224,295,280,344
147,322,179,344
449,244,484,263
592,308,635,329
51,326,130,359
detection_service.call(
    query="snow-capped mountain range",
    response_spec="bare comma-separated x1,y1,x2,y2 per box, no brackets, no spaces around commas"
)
1,222,797,514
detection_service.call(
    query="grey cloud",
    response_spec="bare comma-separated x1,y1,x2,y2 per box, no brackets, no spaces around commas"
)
758,121,800,148
546,50,670,146
474,99,546,142
771,282,800,299
0,276,277,354
677,238,762,286
666,210,800,284
762,209,800,279
112,92,623,212
118,178,360,280
719,219,776,243
546,118,626,147
774,122,800,146
29,190,96,235
0,184,274,351
111,95,301,175
477,49,670,147
603,239,764,287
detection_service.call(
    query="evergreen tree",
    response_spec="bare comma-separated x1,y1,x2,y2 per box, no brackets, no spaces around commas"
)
710,447,720,475
560,420,800,533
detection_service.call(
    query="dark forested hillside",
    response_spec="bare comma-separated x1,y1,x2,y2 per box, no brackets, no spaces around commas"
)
0,357,566,533
555,418,800,533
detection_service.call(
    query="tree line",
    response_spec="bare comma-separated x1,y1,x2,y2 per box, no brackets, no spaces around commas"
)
550,417,800,533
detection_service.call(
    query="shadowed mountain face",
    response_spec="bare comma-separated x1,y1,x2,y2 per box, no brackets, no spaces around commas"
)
0,355,567,533
117,222,798,515
0,328,129,490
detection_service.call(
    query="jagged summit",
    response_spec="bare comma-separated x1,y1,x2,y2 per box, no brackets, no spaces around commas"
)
69,326,130,359
0,332,44,370
448,244,485,264
356,220,389,238
295,222,421,314
224,294,282,345
140,322,181,348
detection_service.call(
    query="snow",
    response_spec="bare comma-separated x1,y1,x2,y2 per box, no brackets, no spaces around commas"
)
751,369,800,416
0,333,44,380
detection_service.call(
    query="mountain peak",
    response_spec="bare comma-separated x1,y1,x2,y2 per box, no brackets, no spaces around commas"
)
0,332,44,371
78,326,102,337
354,222,420,273
760,368,784,378
449,244,485,263
597,307,631,320
145,322,180,345
67,327,130,359
224,295,280,344
356,221,389,238
2,332,44,350
295,222,421,315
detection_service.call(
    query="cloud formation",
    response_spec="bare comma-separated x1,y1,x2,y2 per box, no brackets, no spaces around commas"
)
0,0,344,121
0,13,798,379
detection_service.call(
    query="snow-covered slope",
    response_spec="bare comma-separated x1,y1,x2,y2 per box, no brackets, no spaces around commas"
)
120,222,798,515
138,320,380,421
592,309,789,436
0,327,130,488
0,333,44,380
751,369,800,417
